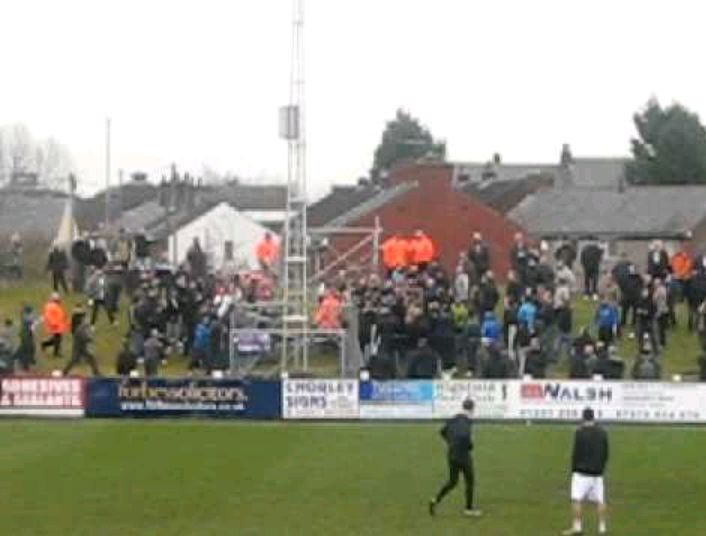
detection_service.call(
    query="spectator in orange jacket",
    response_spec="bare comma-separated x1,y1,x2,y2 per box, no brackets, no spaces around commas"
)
381,235,407,273
255,233,280,271
671,248,693,282
315,290,344,329
410,230,435,268
671,246,694,326
40,292,70,358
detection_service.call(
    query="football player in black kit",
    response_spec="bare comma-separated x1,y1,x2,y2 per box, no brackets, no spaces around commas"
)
429,398,483,518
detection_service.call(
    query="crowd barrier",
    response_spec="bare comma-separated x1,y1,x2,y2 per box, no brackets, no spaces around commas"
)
1,377,705,423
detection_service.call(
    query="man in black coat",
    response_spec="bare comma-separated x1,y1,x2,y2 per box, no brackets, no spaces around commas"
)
477,272,500,318
580,242,603,299
635,285,657,351
406,337,439,379
618,262,643,333
62,316,101,376
429,399,482,518
510,233,530,286
47,246,69,293
647,240,670,281
468,233,491,282
555,240,578,270
686,269,706,331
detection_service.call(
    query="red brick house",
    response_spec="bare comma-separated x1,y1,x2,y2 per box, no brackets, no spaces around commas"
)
325,162,524,279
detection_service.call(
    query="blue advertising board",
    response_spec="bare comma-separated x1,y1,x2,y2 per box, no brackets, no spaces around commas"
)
86,378,281,419
359,380,434,419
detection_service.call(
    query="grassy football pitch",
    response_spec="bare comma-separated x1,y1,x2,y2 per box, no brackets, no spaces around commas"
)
0,421,704,535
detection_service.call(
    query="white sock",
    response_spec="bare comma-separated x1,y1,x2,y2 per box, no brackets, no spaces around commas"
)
598,520,607,533
573,519,582,532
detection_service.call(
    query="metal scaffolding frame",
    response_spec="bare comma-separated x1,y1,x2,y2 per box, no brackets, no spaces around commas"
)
280,0,310,372
308,217,383,283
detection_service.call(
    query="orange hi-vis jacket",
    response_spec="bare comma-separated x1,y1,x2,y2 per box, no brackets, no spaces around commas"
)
43,301,69,335
256,238,280,267
381,236,407,270
671,251,694,280
409,234,435,265
315,294,343,329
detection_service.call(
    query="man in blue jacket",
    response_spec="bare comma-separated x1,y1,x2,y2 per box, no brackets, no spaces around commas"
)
595,300,619,345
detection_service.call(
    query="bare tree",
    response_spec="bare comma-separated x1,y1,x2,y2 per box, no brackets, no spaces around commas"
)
0,123,75,190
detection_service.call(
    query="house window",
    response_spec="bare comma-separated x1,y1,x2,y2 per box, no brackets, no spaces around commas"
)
224,241,234,261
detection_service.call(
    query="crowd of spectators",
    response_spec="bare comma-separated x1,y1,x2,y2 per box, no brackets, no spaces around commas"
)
0,230,277,377
340,232,706,382
2,227,706,382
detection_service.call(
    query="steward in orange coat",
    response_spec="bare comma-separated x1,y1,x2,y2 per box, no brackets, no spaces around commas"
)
40,293,69,358
315,291,344,329
409,230,435,267
381,235,408,272
255,233,280,271
671,250,693,282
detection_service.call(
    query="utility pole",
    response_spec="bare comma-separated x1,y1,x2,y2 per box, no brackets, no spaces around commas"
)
118,168,124,228
104,117,111,233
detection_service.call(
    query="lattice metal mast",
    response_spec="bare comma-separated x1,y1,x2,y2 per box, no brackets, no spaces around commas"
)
280,0,309,370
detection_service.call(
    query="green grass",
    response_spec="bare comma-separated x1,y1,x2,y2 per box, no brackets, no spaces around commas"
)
0,279,702,377
0,421,704,535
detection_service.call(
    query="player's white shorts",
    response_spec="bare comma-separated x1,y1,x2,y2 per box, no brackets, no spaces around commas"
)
571,473,605,504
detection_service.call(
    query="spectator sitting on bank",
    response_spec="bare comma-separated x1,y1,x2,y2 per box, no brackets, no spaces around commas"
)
632,337,662,380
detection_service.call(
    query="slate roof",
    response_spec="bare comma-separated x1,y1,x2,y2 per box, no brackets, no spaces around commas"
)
206,183,287,211
75,182,159,231
0,189,69,240
326,182,418,228
76,181,287,232
117,200,165,232
461,175,554,213
454,157,628,190
307,184,381,227
508,186,706,239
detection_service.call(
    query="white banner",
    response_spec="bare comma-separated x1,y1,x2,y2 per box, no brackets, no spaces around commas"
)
0,378,85,417
516,381,618,421
282,379,706,422
616,382,706,423
516,380,706,423
433,381,516,419
283,379,359,419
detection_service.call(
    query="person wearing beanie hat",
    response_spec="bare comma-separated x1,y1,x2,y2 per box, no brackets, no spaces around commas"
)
429,398,482,518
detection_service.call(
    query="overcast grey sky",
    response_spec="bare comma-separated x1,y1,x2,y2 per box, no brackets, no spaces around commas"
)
2,0,704,199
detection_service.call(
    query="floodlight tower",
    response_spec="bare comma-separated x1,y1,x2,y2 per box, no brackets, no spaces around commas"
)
279,0,309,371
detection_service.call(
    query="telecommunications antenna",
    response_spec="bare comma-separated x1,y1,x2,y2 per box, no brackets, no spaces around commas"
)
279,0,309,370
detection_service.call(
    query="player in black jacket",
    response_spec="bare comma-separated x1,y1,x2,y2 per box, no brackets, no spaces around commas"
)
563,407,609,535
429,399,482,518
